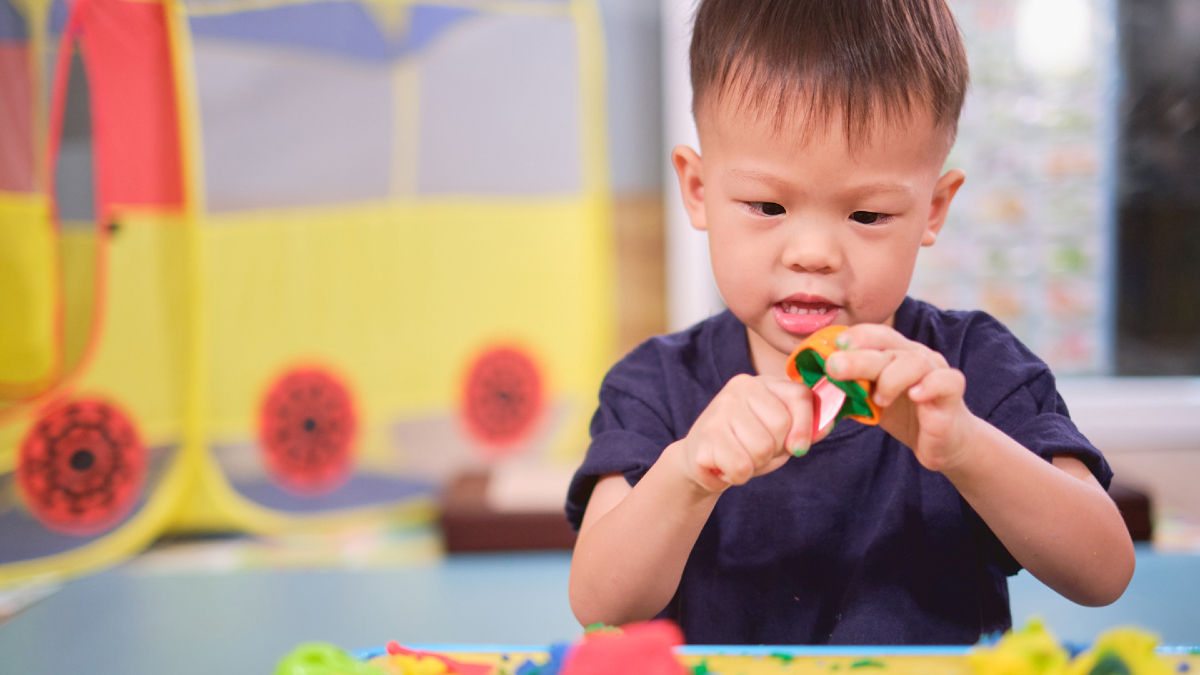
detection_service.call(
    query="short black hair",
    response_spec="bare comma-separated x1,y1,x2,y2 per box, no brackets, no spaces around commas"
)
690,0,970,145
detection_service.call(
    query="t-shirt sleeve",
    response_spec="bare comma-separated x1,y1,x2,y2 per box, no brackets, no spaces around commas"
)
565,383,678,531
986,370,1112,486
971,369,1114,575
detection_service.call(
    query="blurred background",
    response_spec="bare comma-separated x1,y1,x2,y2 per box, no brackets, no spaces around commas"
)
0,0,1199,671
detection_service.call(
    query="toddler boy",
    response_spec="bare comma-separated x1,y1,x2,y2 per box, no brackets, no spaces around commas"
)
566,0,1134,645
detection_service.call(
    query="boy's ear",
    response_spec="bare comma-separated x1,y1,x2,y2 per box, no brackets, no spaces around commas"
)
671,145,707,231
922,168,965,246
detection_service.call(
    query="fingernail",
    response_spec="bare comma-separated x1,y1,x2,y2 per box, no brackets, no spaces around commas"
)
792,441,810,457
826,355,841,375
835,333,851,350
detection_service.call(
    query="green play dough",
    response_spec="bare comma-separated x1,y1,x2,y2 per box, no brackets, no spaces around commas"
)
274,643,386,675
1088,653,1133,675
792,349,874,420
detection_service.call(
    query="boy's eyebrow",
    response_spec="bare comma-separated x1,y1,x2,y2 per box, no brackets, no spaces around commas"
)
839,182,915,201
727,168,791,189
727,169,916,202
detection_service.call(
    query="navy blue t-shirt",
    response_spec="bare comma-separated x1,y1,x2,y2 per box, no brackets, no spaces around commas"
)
565,297,1112,645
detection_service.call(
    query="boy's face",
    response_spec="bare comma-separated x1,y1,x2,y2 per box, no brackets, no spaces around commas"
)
673,99,965,376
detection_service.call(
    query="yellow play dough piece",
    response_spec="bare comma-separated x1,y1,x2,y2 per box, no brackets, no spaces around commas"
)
969,619,1069,675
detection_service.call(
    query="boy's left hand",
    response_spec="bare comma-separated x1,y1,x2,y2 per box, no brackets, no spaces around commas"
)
822,324,980,473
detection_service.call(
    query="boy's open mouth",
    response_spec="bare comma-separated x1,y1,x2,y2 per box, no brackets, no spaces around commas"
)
774,298,840,336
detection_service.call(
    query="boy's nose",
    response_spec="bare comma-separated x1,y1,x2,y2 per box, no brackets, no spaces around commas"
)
780,221,841,273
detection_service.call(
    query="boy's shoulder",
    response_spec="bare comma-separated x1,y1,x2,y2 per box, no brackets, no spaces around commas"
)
602,310,749,401
896,296,1054,413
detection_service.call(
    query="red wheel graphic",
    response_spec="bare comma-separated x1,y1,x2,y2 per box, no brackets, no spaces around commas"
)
258,367,357,496
16,399,147,536
461,346,544,453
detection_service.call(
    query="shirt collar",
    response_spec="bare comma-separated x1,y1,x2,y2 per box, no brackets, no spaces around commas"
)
709,309,756,383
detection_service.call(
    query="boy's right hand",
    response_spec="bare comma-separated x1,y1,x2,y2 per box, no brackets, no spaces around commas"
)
678,374,822,494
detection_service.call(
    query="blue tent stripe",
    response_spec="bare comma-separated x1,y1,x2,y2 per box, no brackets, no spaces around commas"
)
0,0,27,40
190,3,477,62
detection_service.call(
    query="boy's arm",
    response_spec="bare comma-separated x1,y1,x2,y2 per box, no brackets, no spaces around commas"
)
569,445,718,627
940,418,1134,607
569,375,816,627
826,324,1134,607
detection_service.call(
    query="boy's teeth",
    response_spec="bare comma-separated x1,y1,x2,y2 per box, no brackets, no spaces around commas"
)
783,303,829,315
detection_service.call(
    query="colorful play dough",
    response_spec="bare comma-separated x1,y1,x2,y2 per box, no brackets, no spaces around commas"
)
967,619,1070,675
971,621,1180,675
276,621,1197,675
785,325,881,427
560,621,685,675
273,642,386,675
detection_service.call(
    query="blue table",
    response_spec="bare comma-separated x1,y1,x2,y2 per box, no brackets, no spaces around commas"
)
1,549,1196,675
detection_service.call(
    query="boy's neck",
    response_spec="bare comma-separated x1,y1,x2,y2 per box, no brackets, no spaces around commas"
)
744,326,790,378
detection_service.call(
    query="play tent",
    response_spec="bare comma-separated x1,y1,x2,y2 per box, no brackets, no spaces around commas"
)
0,0,613,585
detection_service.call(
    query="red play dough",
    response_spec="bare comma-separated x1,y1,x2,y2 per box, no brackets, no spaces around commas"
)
561,621,687,675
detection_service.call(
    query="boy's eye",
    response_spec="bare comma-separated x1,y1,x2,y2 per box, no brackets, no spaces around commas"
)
749,202,786,216
850,211,886,225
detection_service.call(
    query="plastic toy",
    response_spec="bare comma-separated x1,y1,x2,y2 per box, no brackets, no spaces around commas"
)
785,325,881,439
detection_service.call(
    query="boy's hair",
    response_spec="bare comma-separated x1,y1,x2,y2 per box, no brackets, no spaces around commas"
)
690,0,969,146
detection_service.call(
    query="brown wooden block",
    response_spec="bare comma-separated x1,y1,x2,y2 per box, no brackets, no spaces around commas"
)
1109,481,1153,542
439,472,578,553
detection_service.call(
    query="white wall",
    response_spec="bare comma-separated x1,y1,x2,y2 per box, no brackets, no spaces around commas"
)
661,0,724,332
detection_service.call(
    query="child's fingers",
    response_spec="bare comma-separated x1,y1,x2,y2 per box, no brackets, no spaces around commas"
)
760,377,815,456
872,350,943,407
837,325,950,367
825,348,894,383
743,383,795,454
833,323,911,352
756,452,793,477
712,433,756,485
907,367,966,406
692,442,733,491
730,401,782,467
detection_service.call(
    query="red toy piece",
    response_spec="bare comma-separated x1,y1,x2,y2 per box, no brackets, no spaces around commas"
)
560,620,686,675
382,643,493,675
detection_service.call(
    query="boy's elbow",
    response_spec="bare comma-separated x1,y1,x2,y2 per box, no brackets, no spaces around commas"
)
1076,574,1131,608
568,582,597,628
568,569,613,628
1098,547,1136,607
1075,538,1136,607
569,582,621,629
569,569,662,628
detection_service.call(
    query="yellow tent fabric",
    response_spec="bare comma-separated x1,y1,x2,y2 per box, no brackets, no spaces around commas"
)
0,194,57,398
0,0,613,586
